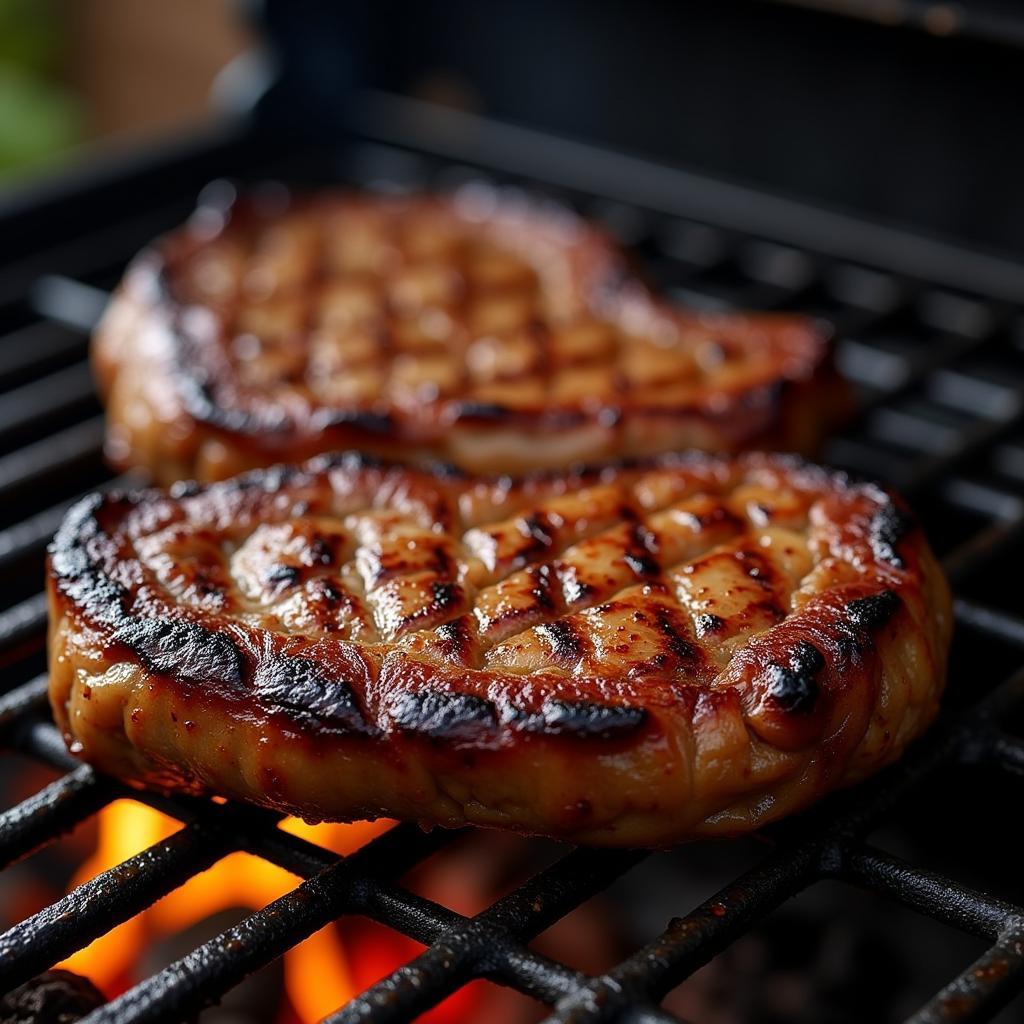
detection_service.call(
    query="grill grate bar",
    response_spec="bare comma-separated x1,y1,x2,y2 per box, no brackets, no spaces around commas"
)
953,598,1024,649
485,946,587,1006
0,322,89,389
0,824,238,993
908,923,1024,1024
986,732,1024,777
0,593,49,653
2,130,1024,1023
0,674,49,733
13,716,120,772
904,404,1024,490
942,516,1024,587
0,363,97,443
838,846,1022,941
332,847,647,1023
78,825,459,1024
30,276,111,334
0,472,137,571
0,203,198,310
0,764,117,871
7,717,391,875
537,665,1024,1023
340,870,594,1005
0,416,105,497
542,841,823,1024
7,719,342,856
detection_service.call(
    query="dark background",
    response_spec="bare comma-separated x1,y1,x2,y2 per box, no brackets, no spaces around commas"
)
261,0,1024,257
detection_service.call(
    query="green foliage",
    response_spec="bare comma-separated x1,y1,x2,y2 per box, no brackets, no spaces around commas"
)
0,0,62,74
0,0,80,177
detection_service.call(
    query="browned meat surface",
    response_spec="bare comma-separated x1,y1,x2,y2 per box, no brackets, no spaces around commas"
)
94,187,844,483
48,453,950,846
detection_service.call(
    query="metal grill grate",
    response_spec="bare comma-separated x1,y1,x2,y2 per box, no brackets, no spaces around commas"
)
2,115,1024,1023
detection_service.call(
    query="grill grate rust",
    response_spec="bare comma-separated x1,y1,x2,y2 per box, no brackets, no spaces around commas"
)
1,122,1024,1024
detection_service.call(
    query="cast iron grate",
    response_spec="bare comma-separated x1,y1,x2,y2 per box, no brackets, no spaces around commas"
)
2,115,1024,1023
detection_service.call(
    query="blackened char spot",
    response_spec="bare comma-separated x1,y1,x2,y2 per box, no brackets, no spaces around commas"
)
309,537,334,566
623,523,660,579
763,665,817,713
430,580,461,611
62,570,128,627
113,619,242,688
694,613,725,638
428,543,454,577
49,493,104,570
451,401,510,421
520,513,555,549
513,698,647,740
456,400,586,427
528,563,556,610
49,494,130,626
847,589,901,629
315,450,388,474
258,464,302,493
653,605,697,662
320,408,396,434
762,640,824,714
624,551,660,578
0,970,106,1021
390,690,497,740
265,564,300,589
308,578,345,604
253,656,370,734
434,617,474,663
738,549,775,587
544,699,646,738
869,501,913,568
536,620,583,662
791,639,825,676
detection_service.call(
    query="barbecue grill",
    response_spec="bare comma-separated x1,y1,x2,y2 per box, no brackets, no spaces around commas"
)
3,4,1024,1021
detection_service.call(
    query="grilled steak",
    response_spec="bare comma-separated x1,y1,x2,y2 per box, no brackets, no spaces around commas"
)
94,186,844,483
48,453,950,846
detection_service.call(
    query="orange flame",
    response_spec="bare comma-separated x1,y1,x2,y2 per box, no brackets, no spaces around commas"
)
57,800,438,1022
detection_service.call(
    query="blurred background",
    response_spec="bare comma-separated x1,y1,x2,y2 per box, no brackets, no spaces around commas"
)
3,4,1024,1023
0,0,249,181
3,0,1024,254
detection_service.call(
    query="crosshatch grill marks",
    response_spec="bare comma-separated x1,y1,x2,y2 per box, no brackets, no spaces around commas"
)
223,517,378,639
96,188,840,484
669,540,796,672
166,193,813,414
49,449,952,849
459,483,632,586
435,473,823,674
128,462,828,680
272,199,554,412
134,524,239,615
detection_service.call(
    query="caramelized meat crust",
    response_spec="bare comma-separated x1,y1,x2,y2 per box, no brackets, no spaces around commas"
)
48,453,951,846
94,187,843,483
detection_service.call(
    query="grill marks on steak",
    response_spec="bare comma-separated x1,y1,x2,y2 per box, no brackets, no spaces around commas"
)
47,453,951,843
94,189,842,482
53,453,927,738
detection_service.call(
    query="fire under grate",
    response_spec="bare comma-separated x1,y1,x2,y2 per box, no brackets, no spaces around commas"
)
2,113,1024,1023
